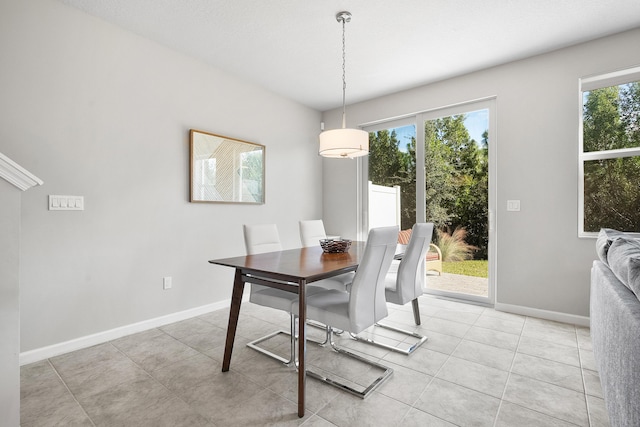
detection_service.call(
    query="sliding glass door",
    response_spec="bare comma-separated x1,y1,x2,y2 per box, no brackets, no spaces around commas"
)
364,99,496,305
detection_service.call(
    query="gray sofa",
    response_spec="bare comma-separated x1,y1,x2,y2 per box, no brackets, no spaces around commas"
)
591,228,640,427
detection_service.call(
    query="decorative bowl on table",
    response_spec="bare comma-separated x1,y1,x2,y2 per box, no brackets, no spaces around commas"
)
319,239,352,253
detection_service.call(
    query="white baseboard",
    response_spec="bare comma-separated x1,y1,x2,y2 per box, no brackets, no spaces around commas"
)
19,299,234,366
21,296,590,366
494,302,590,327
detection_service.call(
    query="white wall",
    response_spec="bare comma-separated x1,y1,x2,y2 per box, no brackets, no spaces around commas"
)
323,157,363,241
0,178,21,426
0,0,323,354
324,28,640,319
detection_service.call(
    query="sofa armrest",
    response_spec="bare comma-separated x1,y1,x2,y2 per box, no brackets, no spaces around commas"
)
591,260,640,427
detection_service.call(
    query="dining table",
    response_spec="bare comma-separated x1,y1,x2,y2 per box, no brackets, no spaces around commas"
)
208,241,405,417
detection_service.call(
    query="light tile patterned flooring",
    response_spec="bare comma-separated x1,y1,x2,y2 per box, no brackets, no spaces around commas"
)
21,295,610,426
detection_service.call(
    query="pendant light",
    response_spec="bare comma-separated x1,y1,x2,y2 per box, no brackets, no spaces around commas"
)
318,11,369,158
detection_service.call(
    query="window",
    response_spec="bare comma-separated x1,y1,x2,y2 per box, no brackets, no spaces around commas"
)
579,66,640,236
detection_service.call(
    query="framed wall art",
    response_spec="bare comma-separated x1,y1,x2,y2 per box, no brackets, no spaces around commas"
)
190,130,265,204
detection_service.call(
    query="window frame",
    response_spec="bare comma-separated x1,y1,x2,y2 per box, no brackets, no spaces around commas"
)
578,65,640,237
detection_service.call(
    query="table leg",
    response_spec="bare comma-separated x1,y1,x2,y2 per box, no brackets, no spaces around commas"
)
297,279,306,417
222,269,244,372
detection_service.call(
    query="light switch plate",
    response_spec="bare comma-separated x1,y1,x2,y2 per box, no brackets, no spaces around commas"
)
49,195,84,211
507,200,521,211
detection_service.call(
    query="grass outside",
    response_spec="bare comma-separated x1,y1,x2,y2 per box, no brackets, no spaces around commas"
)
442,260,488,278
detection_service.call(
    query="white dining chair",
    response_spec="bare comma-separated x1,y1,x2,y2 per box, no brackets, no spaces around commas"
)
299,219,342,247
243,223,282,255
244,224,300,365
243,224,327,365
351,223,433,355
292,225,399,398
299,219,327,247
386,223,434,323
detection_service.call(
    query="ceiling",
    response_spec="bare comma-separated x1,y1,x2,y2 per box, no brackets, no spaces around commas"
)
58,0,640,111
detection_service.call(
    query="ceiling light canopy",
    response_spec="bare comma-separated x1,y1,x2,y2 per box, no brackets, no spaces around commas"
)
318,11,369,159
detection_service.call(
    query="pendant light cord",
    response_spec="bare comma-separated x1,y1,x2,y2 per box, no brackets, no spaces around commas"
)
341,15,347,129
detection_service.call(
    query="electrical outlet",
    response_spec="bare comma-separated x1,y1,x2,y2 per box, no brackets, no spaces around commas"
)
163,277,172,290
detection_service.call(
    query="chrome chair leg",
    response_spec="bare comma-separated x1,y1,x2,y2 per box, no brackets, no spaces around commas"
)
248,315,325,366
246,313,297,365
350,322,428,355
306,326,394,399
306,319,343,335
306,319,327,330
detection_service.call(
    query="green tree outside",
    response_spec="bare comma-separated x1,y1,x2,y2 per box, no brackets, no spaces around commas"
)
369,114,489,259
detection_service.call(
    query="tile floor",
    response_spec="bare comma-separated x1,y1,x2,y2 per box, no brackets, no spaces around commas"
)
21,295,610,426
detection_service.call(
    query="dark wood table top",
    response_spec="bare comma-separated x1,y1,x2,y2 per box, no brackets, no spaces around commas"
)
209,242,367,283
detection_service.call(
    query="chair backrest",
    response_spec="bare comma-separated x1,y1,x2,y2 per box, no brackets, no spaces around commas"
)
348,225,399,333
299,220,327,247
394,223,434,303
243,224,282,255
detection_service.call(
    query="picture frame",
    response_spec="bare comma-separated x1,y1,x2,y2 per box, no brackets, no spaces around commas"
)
189,129,265,204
